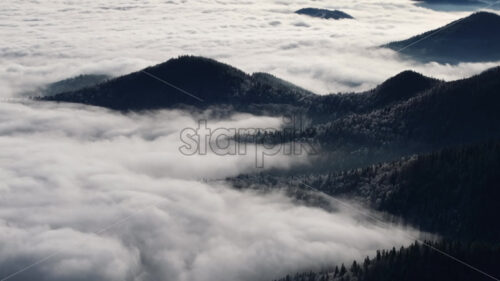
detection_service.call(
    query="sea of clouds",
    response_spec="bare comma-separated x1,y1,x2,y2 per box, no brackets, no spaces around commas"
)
0,1,489,280
0,101,419,281
1,0,499,97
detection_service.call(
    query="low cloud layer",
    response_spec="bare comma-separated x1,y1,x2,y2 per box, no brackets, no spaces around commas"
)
0,101,418,281
0,0,499,97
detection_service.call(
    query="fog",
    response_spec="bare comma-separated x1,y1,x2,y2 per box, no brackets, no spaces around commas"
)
3,0,481,279
1,0,499,97
0,101,418,281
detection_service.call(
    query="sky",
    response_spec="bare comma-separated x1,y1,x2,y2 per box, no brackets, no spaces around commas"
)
0,0,499,97
0,1,497,280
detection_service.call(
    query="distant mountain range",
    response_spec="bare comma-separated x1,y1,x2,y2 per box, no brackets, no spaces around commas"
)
42,56,500,160
310,66,500,159
413,0,483,4
263,138,500,281
233,140,500,242
384,12,500,64
274,239,500,281
316,141,500,243
295,8,353,20
41,55,500,281
237,141,500,281
24,74,110,97
43,56,313,112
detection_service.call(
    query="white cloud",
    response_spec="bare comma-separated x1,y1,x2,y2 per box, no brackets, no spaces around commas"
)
0,0,498,97
0,102,418,281
0,1,483,279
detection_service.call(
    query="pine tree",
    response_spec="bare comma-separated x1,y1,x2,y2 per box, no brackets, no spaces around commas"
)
339,264,347,277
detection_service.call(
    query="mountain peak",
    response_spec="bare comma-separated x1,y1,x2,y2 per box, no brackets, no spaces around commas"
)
369,70,440,106
467,11,500,20
384,12,500,63
42,56,314,111
147,56,247,79
295,8,353,20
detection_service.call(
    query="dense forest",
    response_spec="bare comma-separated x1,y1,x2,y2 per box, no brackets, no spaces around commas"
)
295,8,354,20
40,55,500,281
231,141,500,281
232,141,500,243
273,240,500,281
43,57,500,173
249,66,500,173
384,12,500,63
42,56,314,112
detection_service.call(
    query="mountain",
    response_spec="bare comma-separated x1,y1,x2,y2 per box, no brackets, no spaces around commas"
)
413,0,483,4
274,240,500,281
229,65,500,242
304,66,500,166
295,8,353,20
316,141,500,243
384,12,500,63
24,74,110,97
365,70,440,107
232,141,500,243
307,70,441,123
42,56,314,112
247,66,500,172
236,141,500,280
43,57,500,171
39,57,500,281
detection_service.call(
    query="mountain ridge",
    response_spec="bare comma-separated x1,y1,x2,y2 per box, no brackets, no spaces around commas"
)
295,8,354,20
43,56,446,113
384,12,500,63
41,56,500,171
42,56,314,112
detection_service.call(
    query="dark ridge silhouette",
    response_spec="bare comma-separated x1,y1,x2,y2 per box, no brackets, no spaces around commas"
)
304,71,440,123
415,2,494,13
274,240,500,281
40,57,500,278
413,0,483,4
42,55,446,122
269,142,500,281
25,74,110,97
42,56,314,111
233,141,500,243
295,8,353,20
42,57,500,158
384,12,500,63
239,66,500,174
367,70,441,107
317,141,500,243
300,66,500,172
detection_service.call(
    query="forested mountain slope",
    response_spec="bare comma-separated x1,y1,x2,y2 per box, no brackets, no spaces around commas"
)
384,12,500,63
312,66,500,147
43,57,500,173
234,141,500,243
273,241,500,281
295,8,354,20
43,56,314,111
250,142,500,281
